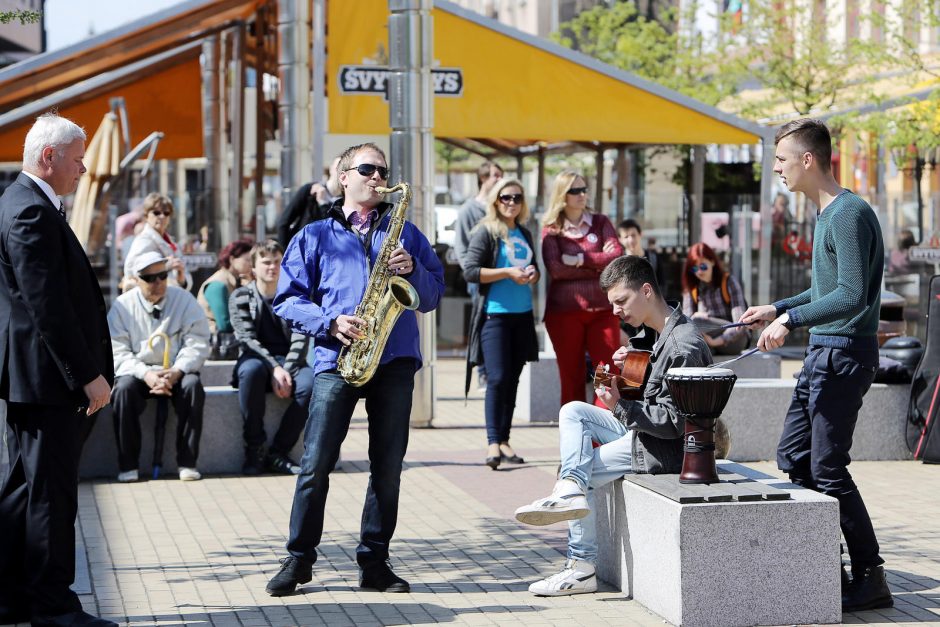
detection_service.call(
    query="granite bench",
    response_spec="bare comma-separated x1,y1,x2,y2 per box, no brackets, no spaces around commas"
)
722,379,911,462
594,460,842,627
78,385,301,479
516,351,783,424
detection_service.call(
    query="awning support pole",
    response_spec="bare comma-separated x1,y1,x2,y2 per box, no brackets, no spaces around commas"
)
758,134,776,306
201,35,222,249
230,22,246,241
389,0,436,427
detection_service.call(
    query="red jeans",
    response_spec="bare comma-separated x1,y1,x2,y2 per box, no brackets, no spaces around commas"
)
544,308,621,408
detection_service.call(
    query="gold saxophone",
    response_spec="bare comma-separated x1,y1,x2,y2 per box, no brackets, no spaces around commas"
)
337,182,421,386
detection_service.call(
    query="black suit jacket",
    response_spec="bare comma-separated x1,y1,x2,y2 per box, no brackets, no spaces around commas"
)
0,173,113,406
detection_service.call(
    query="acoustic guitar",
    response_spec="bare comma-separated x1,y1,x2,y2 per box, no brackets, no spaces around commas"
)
592,350,652,401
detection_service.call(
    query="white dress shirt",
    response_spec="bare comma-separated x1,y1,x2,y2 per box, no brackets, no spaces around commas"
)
22,171,61,210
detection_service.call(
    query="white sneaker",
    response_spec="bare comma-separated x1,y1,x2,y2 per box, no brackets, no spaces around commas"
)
514,479,589,526
178,467,202,481
117,469,138,483
529,559,598,596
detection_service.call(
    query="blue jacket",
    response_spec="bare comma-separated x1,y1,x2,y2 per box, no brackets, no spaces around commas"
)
274,202,445,375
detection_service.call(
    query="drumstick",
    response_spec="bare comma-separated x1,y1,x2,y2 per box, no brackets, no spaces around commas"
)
694,320,752,331
707,347,760,369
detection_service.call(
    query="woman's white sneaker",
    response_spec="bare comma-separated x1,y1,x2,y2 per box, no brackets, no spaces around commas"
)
514,479,589,526
116,470,138,483
529,559,597,596
178,467,202,481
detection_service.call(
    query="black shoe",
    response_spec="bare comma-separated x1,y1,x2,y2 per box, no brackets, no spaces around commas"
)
359,560,410,592
0,607,30,625
501,453,525,464
266,452,301,475
242,446,265,476
265,556,312,596
31,610,118,626
485,455,500,470
842,565,893,612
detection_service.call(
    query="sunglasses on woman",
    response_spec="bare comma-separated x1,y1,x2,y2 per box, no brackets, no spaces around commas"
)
344,164,389,179
498,193,524,205
149,210,172,217
693,263,710,272
566,186,588,196
139,271,169,283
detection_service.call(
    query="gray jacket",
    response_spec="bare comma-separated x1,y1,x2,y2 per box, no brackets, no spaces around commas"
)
613,308,713,474
453,197,486,271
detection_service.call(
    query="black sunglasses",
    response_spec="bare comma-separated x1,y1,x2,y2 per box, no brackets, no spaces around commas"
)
149,210,172,217
566,186,589,196
139,271,169,283
345,164,388,179
498,193,524,205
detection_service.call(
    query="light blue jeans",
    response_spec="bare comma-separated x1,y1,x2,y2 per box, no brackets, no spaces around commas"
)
558,401,634,563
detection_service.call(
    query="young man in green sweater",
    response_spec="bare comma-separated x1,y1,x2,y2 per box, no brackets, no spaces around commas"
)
742,118,891,613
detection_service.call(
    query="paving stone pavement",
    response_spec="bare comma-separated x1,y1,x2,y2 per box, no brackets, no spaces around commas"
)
9,359,940,627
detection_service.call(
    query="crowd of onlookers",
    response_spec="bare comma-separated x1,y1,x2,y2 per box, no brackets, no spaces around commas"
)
108,161,770,480
453,164,755,467
108,193,314,482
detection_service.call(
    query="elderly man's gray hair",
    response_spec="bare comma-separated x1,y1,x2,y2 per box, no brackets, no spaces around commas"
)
22,113,86,168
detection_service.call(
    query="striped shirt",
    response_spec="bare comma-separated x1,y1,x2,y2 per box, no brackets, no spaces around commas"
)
681,273,748,343
229,282,309,375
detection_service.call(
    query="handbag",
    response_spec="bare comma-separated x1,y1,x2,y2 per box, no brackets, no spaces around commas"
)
210,331,240,361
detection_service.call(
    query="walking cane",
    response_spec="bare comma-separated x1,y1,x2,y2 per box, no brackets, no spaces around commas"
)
147,331,171,479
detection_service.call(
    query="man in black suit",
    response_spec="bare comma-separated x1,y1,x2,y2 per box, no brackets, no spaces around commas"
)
0,113,116,627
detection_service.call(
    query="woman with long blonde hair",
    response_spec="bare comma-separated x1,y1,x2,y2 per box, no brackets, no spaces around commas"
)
541,170,622,408
463,178,540,469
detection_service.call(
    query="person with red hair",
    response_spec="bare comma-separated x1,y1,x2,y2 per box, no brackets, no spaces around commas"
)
680,242,750,355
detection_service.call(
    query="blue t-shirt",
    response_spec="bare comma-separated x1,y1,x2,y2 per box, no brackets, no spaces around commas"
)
486,227,534,314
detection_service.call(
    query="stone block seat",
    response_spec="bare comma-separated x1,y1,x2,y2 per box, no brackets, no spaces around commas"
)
722,379,911,462
79,361,300,479
595,460,842,627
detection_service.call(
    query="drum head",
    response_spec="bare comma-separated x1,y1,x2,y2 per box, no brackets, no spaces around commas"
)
666,366,735,378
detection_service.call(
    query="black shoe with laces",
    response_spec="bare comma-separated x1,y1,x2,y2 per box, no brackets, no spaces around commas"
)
842,565,893,613
359,560,410,592
266,451,301,475
265,556,312,596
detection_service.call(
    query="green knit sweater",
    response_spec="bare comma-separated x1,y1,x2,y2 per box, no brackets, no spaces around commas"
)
773,190,884,348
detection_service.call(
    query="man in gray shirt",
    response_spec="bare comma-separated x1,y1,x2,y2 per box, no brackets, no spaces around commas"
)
454,161,503,388
108,250,211,483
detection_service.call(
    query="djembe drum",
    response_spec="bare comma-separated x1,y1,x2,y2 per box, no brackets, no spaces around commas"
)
664,367,737,484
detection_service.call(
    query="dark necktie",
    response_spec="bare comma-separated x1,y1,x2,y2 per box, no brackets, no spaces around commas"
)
152,307,162,320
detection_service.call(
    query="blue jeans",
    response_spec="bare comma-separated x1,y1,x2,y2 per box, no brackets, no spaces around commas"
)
777,344,882,572
557,401,634,563
286,358,416,568
480,312,533,444
235,355,314,456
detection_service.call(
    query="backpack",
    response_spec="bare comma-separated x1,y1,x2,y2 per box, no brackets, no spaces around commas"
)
690,274,731,308
908,274,940,463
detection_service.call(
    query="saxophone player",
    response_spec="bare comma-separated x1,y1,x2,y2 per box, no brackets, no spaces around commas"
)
266,143,445,596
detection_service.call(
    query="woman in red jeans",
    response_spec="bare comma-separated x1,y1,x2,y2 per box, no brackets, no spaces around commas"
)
541,170,623,408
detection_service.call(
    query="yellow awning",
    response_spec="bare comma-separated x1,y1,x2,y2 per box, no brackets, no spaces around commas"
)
328,1,765,145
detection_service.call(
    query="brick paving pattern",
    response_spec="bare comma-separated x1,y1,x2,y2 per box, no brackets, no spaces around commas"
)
9,359,940,626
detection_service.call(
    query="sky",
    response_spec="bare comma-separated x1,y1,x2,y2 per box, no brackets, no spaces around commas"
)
44,0,183,51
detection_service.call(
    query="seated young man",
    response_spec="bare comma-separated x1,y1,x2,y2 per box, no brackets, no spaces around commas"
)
229,240,313,475
514,255,712,596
